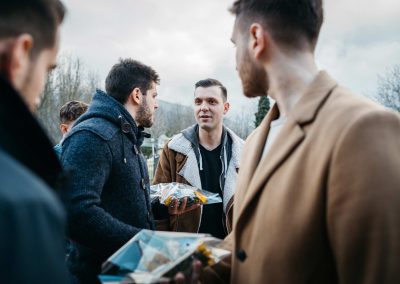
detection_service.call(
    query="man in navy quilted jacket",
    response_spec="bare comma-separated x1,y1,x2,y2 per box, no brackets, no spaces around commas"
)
61,58,160,284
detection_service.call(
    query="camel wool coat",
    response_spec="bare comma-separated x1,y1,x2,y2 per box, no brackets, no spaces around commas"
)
229,71,400,284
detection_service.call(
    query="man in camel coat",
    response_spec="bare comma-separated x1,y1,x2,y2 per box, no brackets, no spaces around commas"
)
199,0,400,283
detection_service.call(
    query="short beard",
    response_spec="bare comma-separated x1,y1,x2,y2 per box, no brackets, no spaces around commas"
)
136,97,153,128
239,49,269,98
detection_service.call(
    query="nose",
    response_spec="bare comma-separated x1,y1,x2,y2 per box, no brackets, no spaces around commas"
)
200,103,209,112
154,99,159,109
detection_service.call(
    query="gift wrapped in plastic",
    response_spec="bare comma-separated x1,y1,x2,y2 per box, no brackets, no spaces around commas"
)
150,182,222,207
100,230,231,284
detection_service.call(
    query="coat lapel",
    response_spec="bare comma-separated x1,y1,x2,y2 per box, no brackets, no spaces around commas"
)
235,71,338,229
236,117,305,226
233,105,279,220
168,133,202,189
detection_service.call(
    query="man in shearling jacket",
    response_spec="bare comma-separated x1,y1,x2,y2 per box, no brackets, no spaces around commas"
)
153,78,244,238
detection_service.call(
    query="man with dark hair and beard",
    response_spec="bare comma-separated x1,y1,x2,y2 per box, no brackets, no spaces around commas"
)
61,58,160,284
194,0,400,283
0,1,70,283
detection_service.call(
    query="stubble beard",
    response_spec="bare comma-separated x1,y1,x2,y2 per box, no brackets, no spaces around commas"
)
239,50,269,98
136,98,153,128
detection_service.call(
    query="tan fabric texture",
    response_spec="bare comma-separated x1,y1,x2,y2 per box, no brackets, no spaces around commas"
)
229,71,400,284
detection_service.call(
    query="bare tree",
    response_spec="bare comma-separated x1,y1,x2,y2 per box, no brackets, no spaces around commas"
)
375,64,400,112
148,100,195,139
36,54,100,143
224,108,255,139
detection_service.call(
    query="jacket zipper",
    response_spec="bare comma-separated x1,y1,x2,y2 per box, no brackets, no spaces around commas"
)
196,205,203,233
219,148,229,235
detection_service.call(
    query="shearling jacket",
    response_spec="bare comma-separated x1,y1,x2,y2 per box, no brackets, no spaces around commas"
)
153,124,244,234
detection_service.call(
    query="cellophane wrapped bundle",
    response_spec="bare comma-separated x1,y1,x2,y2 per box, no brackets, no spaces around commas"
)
100,230,230,284
150,182,222,207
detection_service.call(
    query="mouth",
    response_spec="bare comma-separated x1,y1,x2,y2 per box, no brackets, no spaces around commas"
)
199,115,211,119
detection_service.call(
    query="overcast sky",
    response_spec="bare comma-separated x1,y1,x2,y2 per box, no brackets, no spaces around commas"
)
59,0,400,117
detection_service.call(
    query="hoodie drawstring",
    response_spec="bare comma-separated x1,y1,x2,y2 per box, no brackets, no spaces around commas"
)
118,115,127,164
223,145,227,178
198,147,203,171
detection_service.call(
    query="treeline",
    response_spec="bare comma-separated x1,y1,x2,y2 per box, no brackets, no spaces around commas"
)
36,54,256,145
37,55,100,143
375,64,400,112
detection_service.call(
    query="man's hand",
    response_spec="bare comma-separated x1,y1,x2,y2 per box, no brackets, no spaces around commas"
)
168,197,201,215
174,260,202,284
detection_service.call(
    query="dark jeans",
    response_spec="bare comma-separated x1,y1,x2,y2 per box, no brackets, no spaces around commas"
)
70,270,101,284
67,246,102,284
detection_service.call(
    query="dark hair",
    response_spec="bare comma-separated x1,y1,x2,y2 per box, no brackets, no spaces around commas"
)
195,78,228,102
230,0,323,49
105,58,160,104
59,100,89,124
0,0,66,57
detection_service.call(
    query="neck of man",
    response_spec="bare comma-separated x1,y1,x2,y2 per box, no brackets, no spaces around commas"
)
267,49,319,118
198,124,223,151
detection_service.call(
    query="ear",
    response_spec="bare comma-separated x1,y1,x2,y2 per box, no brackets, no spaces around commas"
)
59,123,69,135
223,102,230,115
9,34,34,88
249,23,268,60
129,87,142,106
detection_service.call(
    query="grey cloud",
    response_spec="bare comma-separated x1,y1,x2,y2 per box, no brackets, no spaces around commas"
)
60,0,400,114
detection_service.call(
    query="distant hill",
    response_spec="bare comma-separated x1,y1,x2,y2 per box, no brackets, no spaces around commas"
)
157,99,193,113
150,99,254,140
149,100,196,139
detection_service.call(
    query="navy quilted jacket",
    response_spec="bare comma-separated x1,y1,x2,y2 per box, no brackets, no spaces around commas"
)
61,90,154,282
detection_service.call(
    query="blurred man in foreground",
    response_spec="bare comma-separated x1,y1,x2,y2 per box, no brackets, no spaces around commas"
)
0,0,70,283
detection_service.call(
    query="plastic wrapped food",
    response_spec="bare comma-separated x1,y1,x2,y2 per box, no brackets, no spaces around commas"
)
100,230,231,284
150,182,222,207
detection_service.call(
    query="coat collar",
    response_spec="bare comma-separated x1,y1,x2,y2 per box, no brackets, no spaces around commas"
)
0,75,63,190
291,71,338,125
235,71,338,230
70,90,149,147
170,124,243,169
168,124,244,212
